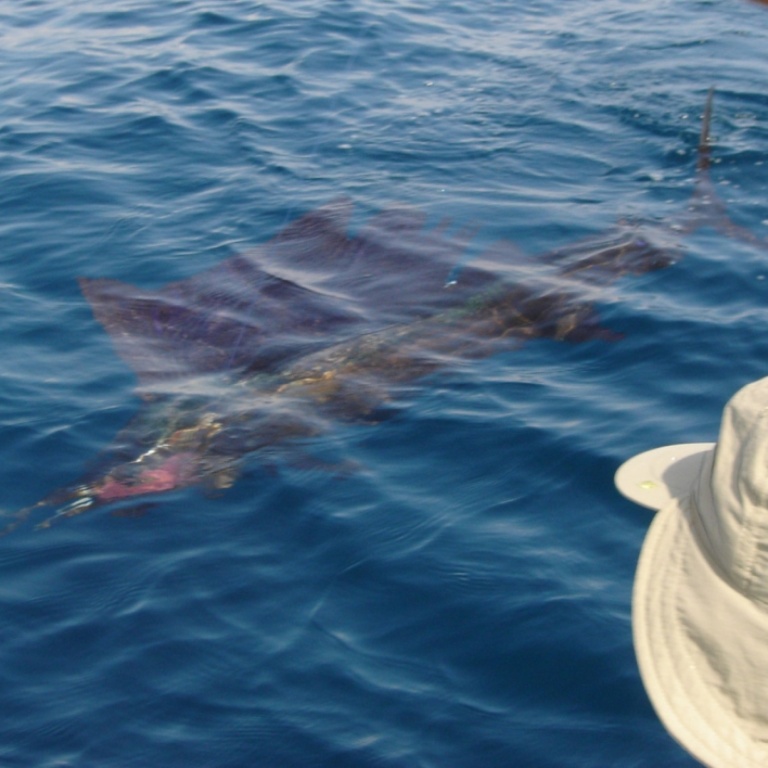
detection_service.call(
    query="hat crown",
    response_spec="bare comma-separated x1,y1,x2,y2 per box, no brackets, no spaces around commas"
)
695,378,768,606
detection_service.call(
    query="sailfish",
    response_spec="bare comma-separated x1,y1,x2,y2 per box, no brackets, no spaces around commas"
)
2,90,764,534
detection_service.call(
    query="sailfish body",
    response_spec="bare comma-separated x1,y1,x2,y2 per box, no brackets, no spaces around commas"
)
3,90,764,533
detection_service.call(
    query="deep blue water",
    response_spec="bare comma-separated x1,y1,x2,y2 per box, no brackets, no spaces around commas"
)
1,1,768,766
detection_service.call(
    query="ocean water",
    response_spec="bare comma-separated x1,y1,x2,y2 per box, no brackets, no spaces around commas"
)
1,1,767,766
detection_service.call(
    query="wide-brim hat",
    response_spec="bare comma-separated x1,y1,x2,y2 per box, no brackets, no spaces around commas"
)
615,377,768,767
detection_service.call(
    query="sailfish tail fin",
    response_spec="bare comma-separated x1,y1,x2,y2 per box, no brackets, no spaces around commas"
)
696,86,715,177
682,88,768,251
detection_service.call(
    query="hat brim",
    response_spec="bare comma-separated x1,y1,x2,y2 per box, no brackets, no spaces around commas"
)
615,443,714,510
633,488,768,767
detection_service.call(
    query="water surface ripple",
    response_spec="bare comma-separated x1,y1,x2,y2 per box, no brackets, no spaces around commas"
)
1,1,767,766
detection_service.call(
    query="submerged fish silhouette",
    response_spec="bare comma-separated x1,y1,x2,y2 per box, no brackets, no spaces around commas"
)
2,91,764,533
